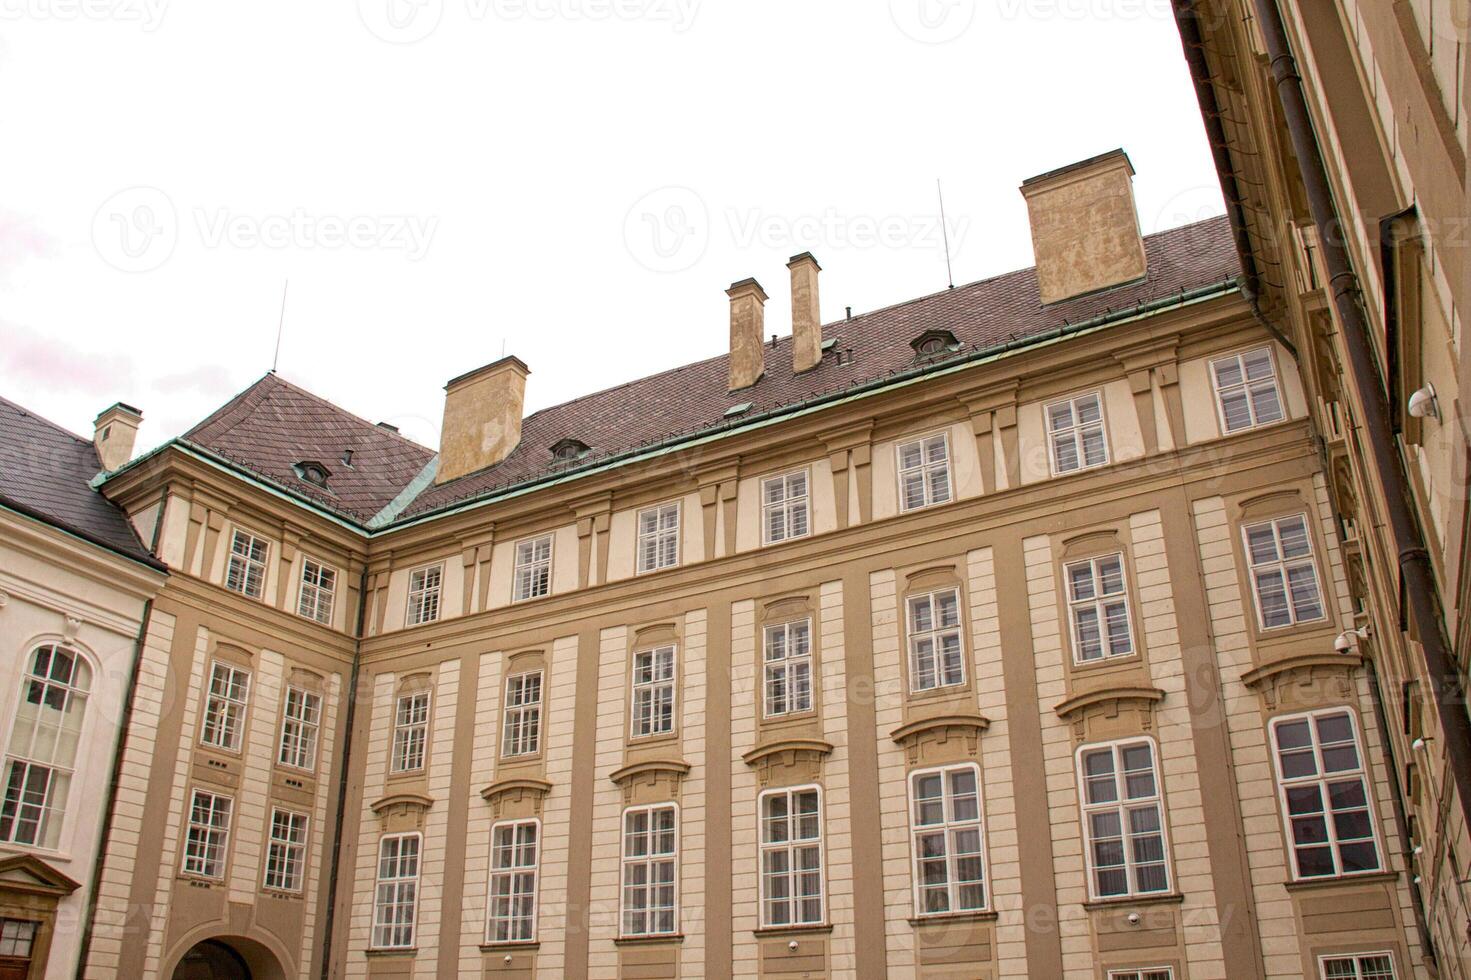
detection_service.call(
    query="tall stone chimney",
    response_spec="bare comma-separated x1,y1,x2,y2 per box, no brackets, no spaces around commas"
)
1020,148,1148,305
436,356,529,484
94,402,142,472
788,252,822,374
727,278,768,391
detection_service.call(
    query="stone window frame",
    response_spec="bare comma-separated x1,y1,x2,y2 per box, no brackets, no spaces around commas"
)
388,674,434,777
0,639,97,852
1107,969,1175,980
1208,344,1287,436
261,805,309,894
1044,389,1112,477
296,554,337,626
635,500,682,575
224,525,271,600
405,562,445,627
371,831,422,950
1056,529,1148,674
484,815,541,945
180,785,235,882
760,467,812,546
198,654,253,756
1267,706,1384,882
511,533,554,604
895,430,954,513
756,782,827,929
1073,735,1175,902
906,761,990,919
1316,950,1398,979
758,595,822,730
626,625,681,748
898,566,973,702
618,801,680,938
1232,491,1336,644
276,673,323,774
499,652,546,762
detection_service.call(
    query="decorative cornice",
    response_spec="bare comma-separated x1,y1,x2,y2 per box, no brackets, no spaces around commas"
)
0,854,81,898
370,792,435,815
1054,685,1165,722
741,738,834,769
609,759,691,788
890,713,990,749
1242,652,1362,690
480,777,553,804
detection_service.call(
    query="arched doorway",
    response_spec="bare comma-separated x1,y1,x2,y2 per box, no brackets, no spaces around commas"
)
169,936,287,980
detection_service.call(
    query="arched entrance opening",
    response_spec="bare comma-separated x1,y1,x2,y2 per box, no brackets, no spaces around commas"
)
170,937,287,980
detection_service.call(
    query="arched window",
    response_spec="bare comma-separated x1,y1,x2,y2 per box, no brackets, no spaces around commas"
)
0,645,92,849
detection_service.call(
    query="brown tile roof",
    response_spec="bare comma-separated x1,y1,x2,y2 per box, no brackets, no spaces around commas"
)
0,396,161,565
183,373,436,524
180,216,1239,528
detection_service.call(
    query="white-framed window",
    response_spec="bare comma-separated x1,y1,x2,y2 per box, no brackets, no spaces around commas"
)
405,564,443,626
636,502,681,573
0,645,91,849
297,557,336,625
621,803,678,937
501,672,542,758
512,535,553,602
372,833,420,949
1078,739,1170,899
487,818,539,943
760,785,824,927
762,470,811,544
631,645,676,738
277,686,321,771
897,433,952,511
1271,709,1381,879
182,789,233,879
390,691,430,773
763,620,813,718
1108,969,1175,980
200,662,251,752
225,528,269,599
1319,952,1397,979
0,920,37,958
906,588,965,692
1065,553,1135,663
262,807,308,893
1243,515,1326,629
909,764,987,916
1046,392,1109,474
1212,346,1285,433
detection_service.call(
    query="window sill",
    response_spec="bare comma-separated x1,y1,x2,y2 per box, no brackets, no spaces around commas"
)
1081,892,1184,911
1283,871,1397,893
260,889,303,901
480,940,538,951
365,947,417,958
753,923,833,937
179,874,223,888
907,910,998,926
613,933,683,947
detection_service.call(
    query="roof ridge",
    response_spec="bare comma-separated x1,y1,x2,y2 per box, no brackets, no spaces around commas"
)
0,394,98,454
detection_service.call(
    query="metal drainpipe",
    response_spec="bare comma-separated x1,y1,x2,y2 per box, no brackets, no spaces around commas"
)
318,566,368,980
74,490,169,979
1171,0,1299,362
1250,0,1471,832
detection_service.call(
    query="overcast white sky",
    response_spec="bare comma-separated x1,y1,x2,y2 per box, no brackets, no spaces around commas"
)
0,0,1224,452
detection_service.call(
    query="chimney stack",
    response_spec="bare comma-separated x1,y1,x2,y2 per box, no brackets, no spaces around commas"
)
727,278,768,391
1020,148,1147,305
436,356,529,484
94,402,141,472
788,252,822,373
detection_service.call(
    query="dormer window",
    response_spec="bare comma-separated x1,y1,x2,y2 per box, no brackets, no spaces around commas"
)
911,330,960,359
293,461,331,487
550,438,589,462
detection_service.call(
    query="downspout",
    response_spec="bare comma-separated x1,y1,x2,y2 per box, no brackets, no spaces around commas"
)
318,566,369,980
1250,0,1471,834
74,491,169,979
1172,0,1298,361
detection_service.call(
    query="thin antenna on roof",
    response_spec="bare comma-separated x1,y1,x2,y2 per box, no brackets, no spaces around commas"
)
271,280,289,373
936,179,955,290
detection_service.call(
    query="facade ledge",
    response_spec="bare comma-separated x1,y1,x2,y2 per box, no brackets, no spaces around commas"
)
479,940,540,952
741,738,834,768
480,777,553,806
612,933,684,947
370,791,435,816
608,759,691,788
1080,891,1184,911
1282,871,1399,893
907,910,999,927
1242,652,1362,690
752,923,834,937
890,713,990,749
364,948,417,958
1054,685,1165,722
0,854,80,898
